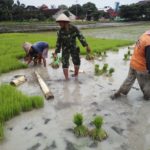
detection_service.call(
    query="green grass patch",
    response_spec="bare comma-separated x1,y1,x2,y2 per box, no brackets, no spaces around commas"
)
0,84,44,140
0,32,133,74
79,37,133,55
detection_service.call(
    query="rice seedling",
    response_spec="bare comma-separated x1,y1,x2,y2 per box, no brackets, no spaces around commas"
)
102,63,108,73
73,113,89,137
31,96,44,108
95,64,114,76
108,68,115,76
85,53,94,60
123,49,132,61
95,64,103,76
50,53,61,69
0,122,4,141
0,84,44,140
89,116,108,141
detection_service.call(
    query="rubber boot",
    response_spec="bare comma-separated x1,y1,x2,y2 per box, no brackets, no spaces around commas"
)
63,68,69,80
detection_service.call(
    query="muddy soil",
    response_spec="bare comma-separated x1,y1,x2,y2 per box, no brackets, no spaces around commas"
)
0,47,150,150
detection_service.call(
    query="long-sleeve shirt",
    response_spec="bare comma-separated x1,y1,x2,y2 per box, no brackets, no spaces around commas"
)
55,24,88,53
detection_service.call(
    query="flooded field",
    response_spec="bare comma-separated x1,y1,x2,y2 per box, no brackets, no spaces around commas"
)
83,23,150,41
0,46,150,150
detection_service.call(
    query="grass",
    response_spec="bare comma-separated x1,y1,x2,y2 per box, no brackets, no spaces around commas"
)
0,84,44,140
0,32,133,75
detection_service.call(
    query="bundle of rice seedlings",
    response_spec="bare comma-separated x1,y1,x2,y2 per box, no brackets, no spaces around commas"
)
86,53,94,60
108,68,115,76
102,63,108,73
73,113,89,137
50,54,61,69
89,116,107,141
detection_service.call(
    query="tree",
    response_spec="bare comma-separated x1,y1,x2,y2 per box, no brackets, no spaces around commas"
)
0,0,14,20
82,2,97,20
12,0,25,21
69,4,83,18
58,4,68,10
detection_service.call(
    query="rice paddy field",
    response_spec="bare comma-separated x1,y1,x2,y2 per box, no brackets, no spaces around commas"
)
0,32,133,75
0,23,150,149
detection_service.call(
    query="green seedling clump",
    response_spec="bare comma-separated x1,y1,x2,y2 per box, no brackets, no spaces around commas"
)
86,53,94,60
73,113,88,137
102,63,108,73
0,84,44,140
108,68,115,76
123,50,132,61
89,116,108,141
95,64,115,76
50,54,61,69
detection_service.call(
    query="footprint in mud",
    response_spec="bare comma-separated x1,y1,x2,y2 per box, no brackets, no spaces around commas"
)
24,123,34,131
43,141,57,150
35,132,47,139
7,127,13,131
42,117,51,125
91,102,98,106
27,143,41,150
88,141,98,148
111,126,124,136
65,128,74,133
65,140,78,150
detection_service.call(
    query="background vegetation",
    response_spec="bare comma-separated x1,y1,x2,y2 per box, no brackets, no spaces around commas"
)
2,0,150,22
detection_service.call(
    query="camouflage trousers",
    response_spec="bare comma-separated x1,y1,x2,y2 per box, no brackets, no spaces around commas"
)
118,67,150,98
61,47,80,68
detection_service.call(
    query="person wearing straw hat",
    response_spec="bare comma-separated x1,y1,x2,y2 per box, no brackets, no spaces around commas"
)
54,13,91,80
23,41,49,67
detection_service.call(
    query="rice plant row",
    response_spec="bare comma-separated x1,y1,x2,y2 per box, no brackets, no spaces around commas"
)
0,84,44,140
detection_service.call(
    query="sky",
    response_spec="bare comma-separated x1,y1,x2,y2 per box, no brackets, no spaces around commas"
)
14,0,140,9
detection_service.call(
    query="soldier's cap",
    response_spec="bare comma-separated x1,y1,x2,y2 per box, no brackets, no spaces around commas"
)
56,13,70,22
22,42,32,54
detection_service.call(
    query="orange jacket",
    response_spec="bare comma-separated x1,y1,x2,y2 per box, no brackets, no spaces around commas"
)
130,31,150,72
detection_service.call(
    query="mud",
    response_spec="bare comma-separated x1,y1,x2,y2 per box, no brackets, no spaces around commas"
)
0,47,150,150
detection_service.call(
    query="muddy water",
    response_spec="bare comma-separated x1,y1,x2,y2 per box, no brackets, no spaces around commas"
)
0,47,150,150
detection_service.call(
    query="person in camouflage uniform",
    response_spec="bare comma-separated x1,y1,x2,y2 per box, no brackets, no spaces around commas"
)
54,13,91,80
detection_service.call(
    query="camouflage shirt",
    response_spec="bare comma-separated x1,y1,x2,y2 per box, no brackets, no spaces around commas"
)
55,24,88,53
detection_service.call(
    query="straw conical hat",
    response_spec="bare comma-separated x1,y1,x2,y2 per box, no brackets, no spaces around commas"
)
22,42,32,53
56,13,70,22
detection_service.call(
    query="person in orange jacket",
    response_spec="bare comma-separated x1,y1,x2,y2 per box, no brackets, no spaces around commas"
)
111,30,150,100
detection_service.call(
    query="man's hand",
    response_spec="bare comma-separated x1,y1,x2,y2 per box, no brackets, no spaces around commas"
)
53,52,57,60
86,46,91,53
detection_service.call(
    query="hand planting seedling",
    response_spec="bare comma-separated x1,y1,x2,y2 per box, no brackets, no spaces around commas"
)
86,52,94,60
73,113,89,137
89,116,108,141
50,53,61,69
